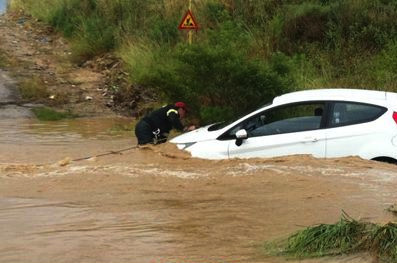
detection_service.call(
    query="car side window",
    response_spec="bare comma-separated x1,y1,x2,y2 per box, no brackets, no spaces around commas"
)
330,102,386,127
225,103,325,138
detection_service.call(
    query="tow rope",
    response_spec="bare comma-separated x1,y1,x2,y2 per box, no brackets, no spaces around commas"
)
71,145,139,162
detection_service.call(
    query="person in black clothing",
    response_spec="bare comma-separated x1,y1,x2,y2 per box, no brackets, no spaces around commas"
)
135,102,195,145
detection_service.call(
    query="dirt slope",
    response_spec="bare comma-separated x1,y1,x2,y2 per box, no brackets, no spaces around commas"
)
0,11,117,116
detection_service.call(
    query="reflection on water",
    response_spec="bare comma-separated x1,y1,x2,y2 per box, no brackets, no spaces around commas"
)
0,0,7,15
0,117,133,145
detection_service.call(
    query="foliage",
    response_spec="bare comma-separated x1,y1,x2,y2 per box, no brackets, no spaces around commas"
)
124,22,297,123
267,211,397,263
32,107,77,121
368,41,397,90
70,14,116,62
366,222,397,262
11,0,397,122
283,212,366,257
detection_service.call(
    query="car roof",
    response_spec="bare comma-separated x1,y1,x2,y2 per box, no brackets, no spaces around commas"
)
272,88,389,105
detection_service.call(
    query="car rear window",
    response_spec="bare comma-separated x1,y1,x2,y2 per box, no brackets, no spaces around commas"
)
330,102,386,127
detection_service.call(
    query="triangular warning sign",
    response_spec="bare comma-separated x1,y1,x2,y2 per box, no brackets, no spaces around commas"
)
178,9,199,30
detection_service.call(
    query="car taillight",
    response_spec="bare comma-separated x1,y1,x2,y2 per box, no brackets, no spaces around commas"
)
393,112,397,124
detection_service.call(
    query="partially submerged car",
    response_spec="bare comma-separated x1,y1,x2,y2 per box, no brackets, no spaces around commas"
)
170,89,397,162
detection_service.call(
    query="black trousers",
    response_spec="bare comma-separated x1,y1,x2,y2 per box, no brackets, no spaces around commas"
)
134,120,167,145
134,120,154,145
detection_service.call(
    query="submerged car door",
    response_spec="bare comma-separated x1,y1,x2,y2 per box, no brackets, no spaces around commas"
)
324,101,387,158
225,102,327,159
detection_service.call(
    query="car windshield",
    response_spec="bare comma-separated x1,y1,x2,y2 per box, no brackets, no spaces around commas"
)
208,122,230,131
207,102,273,131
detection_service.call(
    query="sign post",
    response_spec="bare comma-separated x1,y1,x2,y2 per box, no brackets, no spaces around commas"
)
188,0,192,44
178,0,199,45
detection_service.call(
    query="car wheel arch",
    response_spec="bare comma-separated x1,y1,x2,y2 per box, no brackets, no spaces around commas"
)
371,156,397,164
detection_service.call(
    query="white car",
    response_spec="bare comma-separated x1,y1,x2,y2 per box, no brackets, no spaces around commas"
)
170,89,397,162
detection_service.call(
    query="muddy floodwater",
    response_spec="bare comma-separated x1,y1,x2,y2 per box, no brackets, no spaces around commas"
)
1,115,397,263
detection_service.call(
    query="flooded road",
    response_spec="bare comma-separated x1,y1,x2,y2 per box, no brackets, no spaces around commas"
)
1,117,397,263
1,59,397,263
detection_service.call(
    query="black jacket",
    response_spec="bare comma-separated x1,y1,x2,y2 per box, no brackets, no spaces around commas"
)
142,105,184,134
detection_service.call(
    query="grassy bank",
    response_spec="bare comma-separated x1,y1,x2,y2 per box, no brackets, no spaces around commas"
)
10,0,397,123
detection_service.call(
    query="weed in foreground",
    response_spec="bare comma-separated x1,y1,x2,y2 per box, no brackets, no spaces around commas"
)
365,222,397,262
267,211,397,263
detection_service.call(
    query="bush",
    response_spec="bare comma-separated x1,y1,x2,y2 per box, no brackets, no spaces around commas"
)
369,41,397,90
126,21,297,124
280,3,331,53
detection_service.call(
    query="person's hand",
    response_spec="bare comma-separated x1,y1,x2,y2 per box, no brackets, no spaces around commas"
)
184,125,196,132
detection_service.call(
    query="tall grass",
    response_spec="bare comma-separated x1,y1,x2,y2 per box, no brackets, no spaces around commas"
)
283,212,367,258
9,0,63,23
267,212,397,262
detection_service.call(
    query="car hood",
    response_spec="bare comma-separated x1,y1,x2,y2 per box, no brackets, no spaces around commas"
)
170,125,221,143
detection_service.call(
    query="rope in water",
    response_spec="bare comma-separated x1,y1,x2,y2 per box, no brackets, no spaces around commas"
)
71,145,139,162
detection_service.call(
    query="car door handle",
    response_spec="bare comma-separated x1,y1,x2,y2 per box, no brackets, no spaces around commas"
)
301,137,318,143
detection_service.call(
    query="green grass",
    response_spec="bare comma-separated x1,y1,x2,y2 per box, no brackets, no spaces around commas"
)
282,212,367,258
266,211,397,263
366,222,397,262
32,107,77,121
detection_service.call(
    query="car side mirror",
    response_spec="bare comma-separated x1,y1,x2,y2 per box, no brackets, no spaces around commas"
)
235,129,248,146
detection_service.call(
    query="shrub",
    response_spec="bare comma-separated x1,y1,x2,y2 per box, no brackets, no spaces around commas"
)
369,41,397,90
280,3,331,53
125,21,297,124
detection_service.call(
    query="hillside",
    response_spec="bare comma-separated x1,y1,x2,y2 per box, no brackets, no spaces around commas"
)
8,0,397,124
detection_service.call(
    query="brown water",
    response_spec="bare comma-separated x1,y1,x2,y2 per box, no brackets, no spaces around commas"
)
0,117,397,263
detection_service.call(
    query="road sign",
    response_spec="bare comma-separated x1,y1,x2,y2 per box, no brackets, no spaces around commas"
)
178,9,199,30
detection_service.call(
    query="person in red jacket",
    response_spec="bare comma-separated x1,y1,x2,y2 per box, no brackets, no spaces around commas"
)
135,102,195,145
